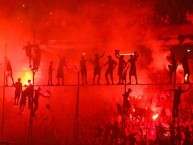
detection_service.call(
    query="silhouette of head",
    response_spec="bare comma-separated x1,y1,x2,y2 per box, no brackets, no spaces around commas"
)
127,88,132,93
108,55,112,59
122,88,132,97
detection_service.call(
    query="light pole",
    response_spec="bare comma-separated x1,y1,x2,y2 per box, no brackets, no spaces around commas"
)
74,65,80,145
1,44,6,141
27,68,37,145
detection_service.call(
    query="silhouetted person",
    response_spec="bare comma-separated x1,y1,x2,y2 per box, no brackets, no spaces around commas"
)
155,122,165,145
48,61,54,85
115,50,126,84
104,55,117,85
5,57,14,86
32,44,41,70
80,55,87,85
127,51,138,84
110,121,120,145
20,85,27,113
122,88,132,114
26,80,33,110
14,78,22,105
170,124,175,145
56,56,68,85
165,85,191,118
183,126,191,145
181,52,190,84
168,54,177,84
33,87,50,117
23,41,33,67
175,126,181,145
92,52,105,85
102,121,112,145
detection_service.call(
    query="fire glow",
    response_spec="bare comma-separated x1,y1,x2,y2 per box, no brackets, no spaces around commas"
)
152,114,159,120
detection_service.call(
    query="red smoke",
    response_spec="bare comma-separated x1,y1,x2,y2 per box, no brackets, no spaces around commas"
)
0,1,193,144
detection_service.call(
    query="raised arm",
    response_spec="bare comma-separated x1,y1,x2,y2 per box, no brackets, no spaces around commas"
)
134,51,139,60
39,91,50,98
115,50,120,59
64,59,68,69
103,60,108,66
113,60,117,68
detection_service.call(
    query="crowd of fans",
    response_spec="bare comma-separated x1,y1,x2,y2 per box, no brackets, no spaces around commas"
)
76,104,193,145
154,0,193,24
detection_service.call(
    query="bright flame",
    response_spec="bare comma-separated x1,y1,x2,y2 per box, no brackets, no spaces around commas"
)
185,74,188,82
22,71,32,85
152,114,159,120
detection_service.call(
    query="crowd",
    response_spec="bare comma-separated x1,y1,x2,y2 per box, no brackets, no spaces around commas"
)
76,105,193,145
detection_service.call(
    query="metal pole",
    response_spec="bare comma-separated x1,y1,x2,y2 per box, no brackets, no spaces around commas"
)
74,70,80,145
1,44,6,140
172,70,176,124
28,13,36,143
28,70,35,145
28,0,36,141
121,72,127,145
